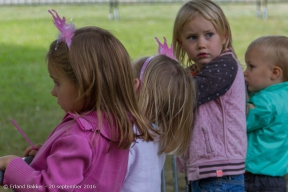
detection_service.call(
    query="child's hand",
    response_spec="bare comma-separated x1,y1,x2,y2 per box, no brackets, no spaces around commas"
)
246,103,255,114
23,143,42,157
188,64,200,76
0,155,18,171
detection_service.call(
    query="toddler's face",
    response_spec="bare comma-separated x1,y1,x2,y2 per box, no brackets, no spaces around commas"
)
244,48,274,93
179,15,226,70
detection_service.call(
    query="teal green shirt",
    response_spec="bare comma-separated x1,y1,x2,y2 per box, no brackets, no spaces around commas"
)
246,82,288,176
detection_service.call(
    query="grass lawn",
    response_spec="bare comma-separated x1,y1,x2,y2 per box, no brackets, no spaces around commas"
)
0,2,288,192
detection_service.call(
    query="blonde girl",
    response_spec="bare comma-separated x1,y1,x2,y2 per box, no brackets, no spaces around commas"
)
172,0,247,191
121,38,196,192
0,10,152,192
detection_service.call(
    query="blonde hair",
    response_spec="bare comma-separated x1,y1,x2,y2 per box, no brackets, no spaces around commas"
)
172,0,234,67
46,26,153,149
132,55,196,156
246,35,288,81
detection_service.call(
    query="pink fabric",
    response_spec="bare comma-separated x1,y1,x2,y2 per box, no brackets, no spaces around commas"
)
4,111,129,192
178,52,247,181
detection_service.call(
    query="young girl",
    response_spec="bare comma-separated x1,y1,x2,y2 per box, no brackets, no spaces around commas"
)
0,10,153,192
172,0,247,191
244,36,288,192
121,38,196,192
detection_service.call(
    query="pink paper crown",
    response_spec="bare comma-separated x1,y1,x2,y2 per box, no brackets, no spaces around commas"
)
48,9,76,48
139,37,177,82
155,37,177,61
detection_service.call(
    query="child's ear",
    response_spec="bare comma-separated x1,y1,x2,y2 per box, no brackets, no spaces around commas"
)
134,78,140,91
271,66,283,81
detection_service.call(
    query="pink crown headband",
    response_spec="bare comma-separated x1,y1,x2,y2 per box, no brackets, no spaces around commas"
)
48,9,76,48
139,37,177,82
155,37,177,61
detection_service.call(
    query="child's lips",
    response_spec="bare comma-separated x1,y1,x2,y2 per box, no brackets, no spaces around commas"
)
197,53,208,58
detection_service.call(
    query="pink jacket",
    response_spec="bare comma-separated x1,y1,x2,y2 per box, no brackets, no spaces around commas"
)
178,52,247,181
4,111,129,191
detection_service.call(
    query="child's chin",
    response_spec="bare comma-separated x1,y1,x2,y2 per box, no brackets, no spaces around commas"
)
247,87,254,93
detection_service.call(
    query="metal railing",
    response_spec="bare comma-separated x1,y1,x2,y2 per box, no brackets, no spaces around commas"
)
161,155,181,192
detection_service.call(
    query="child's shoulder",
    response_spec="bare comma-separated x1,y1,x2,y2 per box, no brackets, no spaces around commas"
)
63,112,118,142
63,112,98,131
200,51,238,75
212,50,237,65
251,82,288,103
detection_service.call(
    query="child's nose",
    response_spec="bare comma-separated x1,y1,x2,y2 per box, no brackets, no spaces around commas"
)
51,89,57,97
198,37,205,48
243,69,248,77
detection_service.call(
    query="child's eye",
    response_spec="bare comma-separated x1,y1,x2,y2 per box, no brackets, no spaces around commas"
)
188,36,197,40
248,64,254,69
206,33,213,38
53,81,59,86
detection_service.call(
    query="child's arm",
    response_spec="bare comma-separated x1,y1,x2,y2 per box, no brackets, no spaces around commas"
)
246,95,274,132
246,103,255,115
193,54,238,105
0,155,18,171
3,134,93,191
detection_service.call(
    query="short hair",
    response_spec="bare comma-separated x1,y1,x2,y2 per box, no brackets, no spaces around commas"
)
173,0,234,67
246,35,288,81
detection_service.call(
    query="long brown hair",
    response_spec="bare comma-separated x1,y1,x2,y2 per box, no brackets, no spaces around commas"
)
133,55,196,156
47,26,153,149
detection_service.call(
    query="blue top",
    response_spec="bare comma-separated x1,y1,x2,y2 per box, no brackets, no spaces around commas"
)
246,82,288,176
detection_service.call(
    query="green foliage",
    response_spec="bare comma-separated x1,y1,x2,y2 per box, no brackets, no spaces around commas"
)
0,3,287,191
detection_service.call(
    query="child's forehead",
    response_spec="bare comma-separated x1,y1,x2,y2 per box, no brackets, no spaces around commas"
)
183,16,219,35
246,47,276,66
48,62,65,76
246,46,266,56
